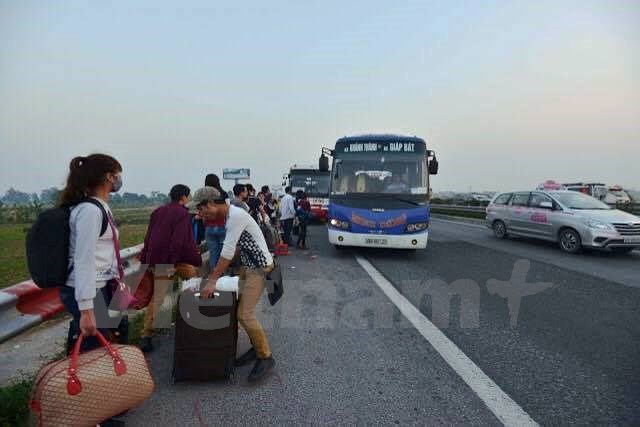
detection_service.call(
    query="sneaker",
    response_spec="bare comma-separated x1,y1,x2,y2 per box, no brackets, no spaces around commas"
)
140,337,153,353
248,356,275,383
235,347,257,367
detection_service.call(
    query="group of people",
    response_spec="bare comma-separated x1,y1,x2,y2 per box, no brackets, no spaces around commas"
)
58,153,314,389
200,181,313,259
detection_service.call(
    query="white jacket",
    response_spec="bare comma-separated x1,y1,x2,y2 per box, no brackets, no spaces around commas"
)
65,198,119,310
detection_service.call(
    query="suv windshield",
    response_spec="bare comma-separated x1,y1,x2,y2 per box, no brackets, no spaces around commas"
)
550,192,611,210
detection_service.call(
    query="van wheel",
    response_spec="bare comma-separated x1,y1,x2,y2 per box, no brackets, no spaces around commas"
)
559,229,582,254
492,220,508,239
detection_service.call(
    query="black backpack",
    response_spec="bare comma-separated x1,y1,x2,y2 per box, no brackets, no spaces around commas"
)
26,199,108,288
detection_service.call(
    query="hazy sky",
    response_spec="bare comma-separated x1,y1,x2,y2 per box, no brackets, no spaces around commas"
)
1,0,639,195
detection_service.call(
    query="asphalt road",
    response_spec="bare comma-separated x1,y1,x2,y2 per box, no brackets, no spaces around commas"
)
123,219,640,426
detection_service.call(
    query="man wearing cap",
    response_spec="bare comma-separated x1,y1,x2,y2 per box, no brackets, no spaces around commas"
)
188,186,276,383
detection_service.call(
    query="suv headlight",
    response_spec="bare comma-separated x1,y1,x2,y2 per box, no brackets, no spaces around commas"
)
582,218,613,230
406,222,429,233
329,218,350,230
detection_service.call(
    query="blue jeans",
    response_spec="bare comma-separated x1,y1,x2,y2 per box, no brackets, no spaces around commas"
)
59,283,129,355
206,226,226,269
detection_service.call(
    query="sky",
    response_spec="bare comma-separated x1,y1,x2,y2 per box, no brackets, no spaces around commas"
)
1,0,639,195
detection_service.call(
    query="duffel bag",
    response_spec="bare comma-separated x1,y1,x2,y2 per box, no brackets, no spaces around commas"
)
30,331,154,426
260,222,280,252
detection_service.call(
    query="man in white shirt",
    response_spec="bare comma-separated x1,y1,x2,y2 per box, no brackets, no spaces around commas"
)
279,186,296,246
189,186,276,383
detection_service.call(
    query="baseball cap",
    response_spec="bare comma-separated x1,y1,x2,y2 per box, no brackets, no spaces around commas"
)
187,186,224,210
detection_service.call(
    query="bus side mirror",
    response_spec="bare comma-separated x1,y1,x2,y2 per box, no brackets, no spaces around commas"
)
319,154,330,172
428,156,439,175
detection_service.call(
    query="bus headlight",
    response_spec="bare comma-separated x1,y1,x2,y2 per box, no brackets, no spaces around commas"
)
330,218,350,230
406,222,429,233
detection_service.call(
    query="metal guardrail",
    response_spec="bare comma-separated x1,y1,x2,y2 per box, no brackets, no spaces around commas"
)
431,204,487,213
1,242,210,344
1,244,149,343
431,203,640,217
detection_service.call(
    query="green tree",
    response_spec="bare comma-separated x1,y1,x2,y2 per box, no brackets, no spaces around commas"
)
2,188,31,205
39,187,61,206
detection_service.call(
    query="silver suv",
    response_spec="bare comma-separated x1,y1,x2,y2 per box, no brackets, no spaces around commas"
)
486,190,640,254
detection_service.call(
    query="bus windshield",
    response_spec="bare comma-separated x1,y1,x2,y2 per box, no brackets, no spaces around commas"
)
331,154,428,195
291,173,330,195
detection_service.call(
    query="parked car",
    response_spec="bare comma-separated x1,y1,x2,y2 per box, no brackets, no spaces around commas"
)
603,185,632,206
486,190,640,254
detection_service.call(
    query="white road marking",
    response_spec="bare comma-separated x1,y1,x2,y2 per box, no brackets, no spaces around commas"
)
431,217,488,230
355,255,538,427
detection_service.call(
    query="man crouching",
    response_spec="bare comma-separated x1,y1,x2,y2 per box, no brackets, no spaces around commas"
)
189,186,276,383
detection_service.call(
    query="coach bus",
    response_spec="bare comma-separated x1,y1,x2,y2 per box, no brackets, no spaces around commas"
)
283,164,331,221
321,134,439,249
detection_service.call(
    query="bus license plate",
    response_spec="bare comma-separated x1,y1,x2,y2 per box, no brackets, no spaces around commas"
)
365,238,388,245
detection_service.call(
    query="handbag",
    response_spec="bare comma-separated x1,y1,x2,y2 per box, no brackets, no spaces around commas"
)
132,269,154,310
266,263,284,306
107,214,137,311
245,251,284,306
30,331,154,426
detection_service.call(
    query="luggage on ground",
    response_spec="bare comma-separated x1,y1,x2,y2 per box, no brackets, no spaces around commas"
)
30,331,154,426
173,290,238,381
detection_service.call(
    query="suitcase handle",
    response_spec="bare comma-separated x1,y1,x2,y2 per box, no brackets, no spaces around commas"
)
67,331,127,396
194,291,220,298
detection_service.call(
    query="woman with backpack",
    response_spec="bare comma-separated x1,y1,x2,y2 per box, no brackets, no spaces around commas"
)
204,174,228,270
58,154,128,354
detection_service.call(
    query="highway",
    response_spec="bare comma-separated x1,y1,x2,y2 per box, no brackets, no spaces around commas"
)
123,218,640,426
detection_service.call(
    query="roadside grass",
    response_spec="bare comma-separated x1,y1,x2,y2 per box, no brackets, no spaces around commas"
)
0,208,152,288
0,224,29,290
0,375,31,427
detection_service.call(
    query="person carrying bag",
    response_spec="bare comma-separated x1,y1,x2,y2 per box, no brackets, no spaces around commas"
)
193,187,279,383
53,154,130,355
28,154,149,425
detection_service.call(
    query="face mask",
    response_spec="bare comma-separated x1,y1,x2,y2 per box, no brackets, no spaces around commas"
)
111,175,123,193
